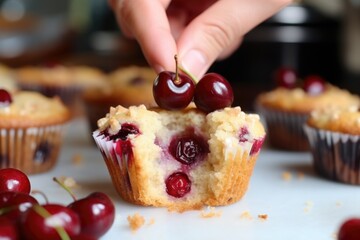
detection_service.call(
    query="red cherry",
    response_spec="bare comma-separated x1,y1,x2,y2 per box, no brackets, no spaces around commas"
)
0,89,12,107
303,75,326,95
0,168,31,194
194,73,234,113
71,233,98,240
0,216,18,240
338,218,360,240
274,67,297,89
169,132,209,165
0,191,38,224
153,71,195,110
165,172,191,198
68,192,115,238
21,203,81,240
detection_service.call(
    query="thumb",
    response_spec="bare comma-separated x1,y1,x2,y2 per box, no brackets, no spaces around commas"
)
177,0,290,78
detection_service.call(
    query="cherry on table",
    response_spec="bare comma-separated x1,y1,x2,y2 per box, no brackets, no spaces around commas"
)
21,203,81,240
194,73,234,113
0,216,18,240
0,191,38,224
338,218,360,240
0,168,31,194
274,67,298,89
68,192,115,238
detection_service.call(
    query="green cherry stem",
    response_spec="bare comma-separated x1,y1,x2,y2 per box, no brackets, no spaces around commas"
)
53,177,77,201
178,65,198,84
174,55,180,84
33,204,71,240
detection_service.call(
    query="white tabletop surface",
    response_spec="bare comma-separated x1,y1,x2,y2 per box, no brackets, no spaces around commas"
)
28,117,360,240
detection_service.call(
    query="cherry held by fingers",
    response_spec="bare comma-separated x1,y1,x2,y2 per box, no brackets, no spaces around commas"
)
0,168,31,194
153,56,195,110
194,73,234,113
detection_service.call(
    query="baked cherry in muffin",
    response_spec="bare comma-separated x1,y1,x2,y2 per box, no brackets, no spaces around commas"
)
93,105,265,211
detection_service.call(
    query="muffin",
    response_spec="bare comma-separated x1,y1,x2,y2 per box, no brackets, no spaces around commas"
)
93,105,266,211
14,65,106,108
304,106,360,185
256,83,360,151
0,89,71,174
83,66,157,132
0,64,17,93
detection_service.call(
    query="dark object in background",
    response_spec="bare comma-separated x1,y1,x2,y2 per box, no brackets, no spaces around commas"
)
210,3,342,111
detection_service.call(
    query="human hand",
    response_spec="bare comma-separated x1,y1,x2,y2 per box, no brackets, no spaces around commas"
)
109,0,292,78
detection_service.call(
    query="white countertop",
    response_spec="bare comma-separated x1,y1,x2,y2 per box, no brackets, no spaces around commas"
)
29,117,360,240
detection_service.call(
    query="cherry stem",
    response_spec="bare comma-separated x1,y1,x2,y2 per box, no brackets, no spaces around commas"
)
33,204,71,240
178,65,198,84
31,189,49,204
174,55,180,84
0,206,16,215
53,177,77,201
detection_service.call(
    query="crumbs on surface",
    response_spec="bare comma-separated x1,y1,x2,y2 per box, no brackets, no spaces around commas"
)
257,214,268,221
58,176,79,189
127,213,145,232
304,201,314,213
71,153,83,165
282,171,292,181
200,206,222,218
240,211,253,220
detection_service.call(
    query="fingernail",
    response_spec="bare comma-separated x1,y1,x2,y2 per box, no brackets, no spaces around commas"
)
181,49,208,78
153,64,165,74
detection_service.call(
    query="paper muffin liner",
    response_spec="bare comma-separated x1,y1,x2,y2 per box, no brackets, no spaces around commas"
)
256,104,309,151
92,130,137,204
0,124,65,175
304,124,360,185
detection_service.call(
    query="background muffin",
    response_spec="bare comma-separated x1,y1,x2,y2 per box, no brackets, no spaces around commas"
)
0,89,70,174
304,106,360,185
83,65,157,132
256,73,360,151
14,64,106,116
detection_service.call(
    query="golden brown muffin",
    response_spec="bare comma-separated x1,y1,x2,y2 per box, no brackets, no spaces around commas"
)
0,64,17,93
255,84,360,151
0,90,71,174
93,105,266,212
14,65,106,107
304,106,360,185
83,66,157,132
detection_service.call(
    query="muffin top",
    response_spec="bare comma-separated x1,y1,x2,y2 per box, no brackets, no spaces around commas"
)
0,90,71,128
0,64,17,93
307,105,360,135
256,84,360,113
15,65,106,88
83,66,157,107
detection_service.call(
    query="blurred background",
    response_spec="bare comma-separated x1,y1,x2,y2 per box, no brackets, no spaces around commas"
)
0,0,359,111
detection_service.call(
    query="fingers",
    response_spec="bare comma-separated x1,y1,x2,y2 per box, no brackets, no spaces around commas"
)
110,0,178,73
177,0,291,78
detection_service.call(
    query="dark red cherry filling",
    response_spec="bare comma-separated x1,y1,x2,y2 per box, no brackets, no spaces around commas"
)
250,138,265,155
165,172,191,198
169,132,209,165
106,123,140,141
238,127,264,155
0,89,12,107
